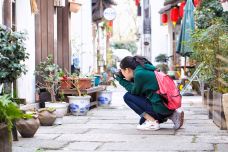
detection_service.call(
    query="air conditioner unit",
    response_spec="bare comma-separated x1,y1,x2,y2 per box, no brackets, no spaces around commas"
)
54,0,66,7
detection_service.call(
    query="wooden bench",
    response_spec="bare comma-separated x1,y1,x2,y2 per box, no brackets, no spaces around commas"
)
59,86,105,108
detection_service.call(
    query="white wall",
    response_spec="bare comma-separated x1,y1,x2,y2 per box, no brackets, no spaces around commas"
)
16,1,35,103
150,0,169,65
71,0,94,75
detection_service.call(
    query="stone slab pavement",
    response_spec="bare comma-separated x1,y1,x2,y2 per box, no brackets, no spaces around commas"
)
13,86,228,152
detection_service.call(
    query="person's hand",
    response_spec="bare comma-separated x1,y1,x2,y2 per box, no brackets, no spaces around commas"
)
113,73,122,81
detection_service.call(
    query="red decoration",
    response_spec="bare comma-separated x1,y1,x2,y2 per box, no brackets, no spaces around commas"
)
108,21,113,27
170,7,179,26
179,1,186,18
135,0,140,6
161,13,168,25
194,0,199,7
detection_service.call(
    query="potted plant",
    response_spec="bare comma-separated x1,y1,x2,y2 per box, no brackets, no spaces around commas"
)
38,107,56,126
68,75,91,116
97,79,116,106
35,56,69,125
0,95,31,152
97,88,112,106
0,24,29,97
16,111,40,138
59,70,72,90
190,1,228,129
155,54,169,74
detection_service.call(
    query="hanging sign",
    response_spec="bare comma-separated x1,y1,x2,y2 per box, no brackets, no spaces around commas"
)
103,8,116,21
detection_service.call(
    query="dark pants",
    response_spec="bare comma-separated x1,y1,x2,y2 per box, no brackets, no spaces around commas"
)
123,92,171,124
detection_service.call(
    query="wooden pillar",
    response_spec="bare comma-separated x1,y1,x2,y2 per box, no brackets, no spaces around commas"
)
35,0,55,65
3,0,11,27
57,0,71,72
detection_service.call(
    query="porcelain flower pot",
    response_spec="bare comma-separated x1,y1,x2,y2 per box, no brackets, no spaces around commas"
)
97,90,112,106
45,102,69,125
16,117,40,138
38,108,56,126
68,95,91,116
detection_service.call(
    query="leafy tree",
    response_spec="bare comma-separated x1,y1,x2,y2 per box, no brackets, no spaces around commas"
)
0,25,29,84
190,20,228,93
195,0,225,29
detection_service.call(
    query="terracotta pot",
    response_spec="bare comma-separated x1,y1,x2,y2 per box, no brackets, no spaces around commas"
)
60,78,72,89
69,1,81,13
38,108,56,126
78,78,92,90
0,123,12,152
16,117,40,138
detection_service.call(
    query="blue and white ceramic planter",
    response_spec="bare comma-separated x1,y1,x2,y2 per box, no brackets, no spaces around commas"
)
68,96,91,116
97,90,112,106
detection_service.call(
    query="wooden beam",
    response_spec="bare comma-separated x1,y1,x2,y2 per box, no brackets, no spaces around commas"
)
35,0,42,65
3,0,12,27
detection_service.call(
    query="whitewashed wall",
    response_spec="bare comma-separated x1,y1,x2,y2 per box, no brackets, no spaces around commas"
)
16,1,35,104
150,0,169,65
71,0,94,75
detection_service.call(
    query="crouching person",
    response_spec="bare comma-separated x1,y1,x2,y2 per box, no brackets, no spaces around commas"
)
114,56,184,130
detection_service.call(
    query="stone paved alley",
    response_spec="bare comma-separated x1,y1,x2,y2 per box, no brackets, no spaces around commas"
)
13,86,228,152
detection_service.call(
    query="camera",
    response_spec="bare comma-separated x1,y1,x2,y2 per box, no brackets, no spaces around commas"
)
111,69,124,78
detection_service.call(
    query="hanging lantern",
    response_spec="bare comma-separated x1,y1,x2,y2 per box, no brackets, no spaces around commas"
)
194,0,200,7
170,7,179,27
108,21,113,27
179,1,186,18
161,13,168,25
135,0,140,6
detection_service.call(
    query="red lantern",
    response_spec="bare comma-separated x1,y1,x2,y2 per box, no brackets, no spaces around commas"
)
170,7,179,26
161,13,168,25
179,1,186,18
108,21,113,27
135,0,140,6
194,0,199,7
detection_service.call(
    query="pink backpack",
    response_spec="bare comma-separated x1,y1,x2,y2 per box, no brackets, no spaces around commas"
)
154,71,182,110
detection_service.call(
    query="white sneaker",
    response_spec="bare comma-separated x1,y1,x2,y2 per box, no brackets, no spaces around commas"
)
136,120,160,131
168,110,184,130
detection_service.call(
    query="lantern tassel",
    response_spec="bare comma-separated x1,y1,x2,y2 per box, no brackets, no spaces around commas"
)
173,22,176,27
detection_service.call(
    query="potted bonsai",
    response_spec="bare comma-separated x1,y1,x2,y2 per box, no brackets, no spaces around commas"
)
155,54,169,74
35,56,69,125
68,75,91,116
0,24,29,100
59,70,72,90
0,95,31,152
38,107,56,126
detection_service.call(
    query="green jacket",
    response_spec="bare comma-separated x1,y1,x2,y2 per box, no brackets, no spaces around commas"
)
116,64,173,115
